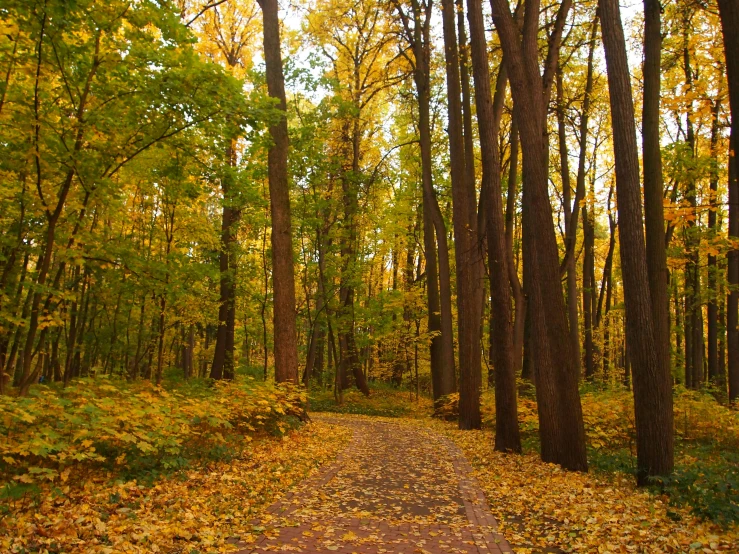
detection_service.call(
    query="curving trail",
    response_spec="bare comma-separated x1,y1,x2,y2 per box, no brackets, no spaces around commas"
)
235,415,513,554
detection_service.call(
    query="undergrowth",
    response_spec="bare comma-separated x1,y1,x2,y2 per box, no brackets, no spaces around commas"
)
0,376,306,502
477,384,739,527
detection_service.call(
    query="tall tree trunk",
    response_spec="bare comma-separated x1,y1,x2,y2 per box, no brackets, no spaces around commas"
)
505,121,526,377
211,143,240,380
467,0,521,451
442,0,482,430
490,0,587,471
582,182,595,380
337,118,370,396
258,0,299,384
642,0,672,395
394,0,458,400
683,25,704,389
600,0,674,483
708,99,722,385
556,67,582,378
728,132,739,403
717,0,739,403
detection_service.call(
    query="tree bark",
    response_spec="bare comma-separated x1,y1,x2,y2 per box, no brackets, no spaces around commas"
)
555,67,582,379
642,0,672,393
442,0,482,430
258,0,299,384
211,143,239,380
394,0,458,401
717,0,739,403
708,99,722,385
600,0,674,483
505,121,526,377
467,0,521,451
490,0,587,471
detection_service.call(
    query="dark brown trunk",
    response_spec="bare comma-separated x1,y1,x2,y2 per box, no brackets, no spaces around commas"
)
505,121,526,376
582,182,595,380
683,26,703,389
442,0,482,430
397,0,458,399
467,0,521,451
259,0,299,384
642,0,672,392
491,0,587,471
556,68,581,378
708,100,721,385
211,144,239,380
600,0,674,483
729,132,739,403
717,0,739,403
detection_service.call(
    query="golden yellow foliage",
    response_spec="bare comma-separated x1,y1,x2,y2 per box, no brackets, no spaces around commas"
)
1,421,350,553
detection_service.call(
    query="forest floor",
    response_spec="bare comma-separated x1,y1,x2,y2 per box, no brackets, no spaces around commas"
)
307,386,739,553
3,380,739,553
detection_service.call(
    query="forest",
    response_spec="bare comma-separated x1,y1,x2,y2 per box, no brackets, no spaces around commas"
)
1,0,739,552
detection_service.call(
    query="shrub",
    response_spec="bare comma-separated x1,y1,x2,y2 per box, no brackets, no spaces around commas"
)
0,377,306,491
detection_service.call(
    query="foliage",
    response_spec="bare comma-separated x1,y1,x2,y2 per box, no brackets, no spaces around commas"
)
0,378,306,489
1,418,350,554
433,392,459,420
475,384,739,527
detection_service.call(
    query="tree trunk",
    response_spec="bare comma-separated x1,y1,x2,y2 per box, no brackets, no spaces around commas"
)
582,184,595,380
401,0,458,400
717,0,739,403
490,0,587,471
642,0,672,394
555,67,582,379
258,0,299,384
708,99,722,385
467,0,521,451
211,143,239,381
600,0,674,483
683,29,704,389
442,0,482,430
505,121,526,377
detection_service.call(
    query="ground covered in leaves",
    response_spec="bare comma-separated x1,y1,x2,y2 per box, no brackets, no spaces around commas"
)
434,420,738,553
4,380,738,553
1,379,350,553
236,414,512,554
310,385,739,552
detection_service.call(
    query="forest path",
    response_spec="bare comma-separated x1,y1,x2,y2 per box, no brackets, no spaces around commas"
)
235,414,513,554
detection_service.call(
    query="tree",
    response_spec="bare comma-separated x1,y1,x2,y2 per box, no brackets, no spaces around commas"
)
194,0,261,381
466,0,520,451
441,0,482,430
490,0,588,470
599,0,674,483
642,0,672,394
392,0,456,403
258,0,300,384
717,0,739,404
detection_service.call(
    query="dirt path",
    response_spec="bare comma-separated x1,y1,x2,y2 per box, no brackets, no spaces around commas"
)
234,415,513,554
